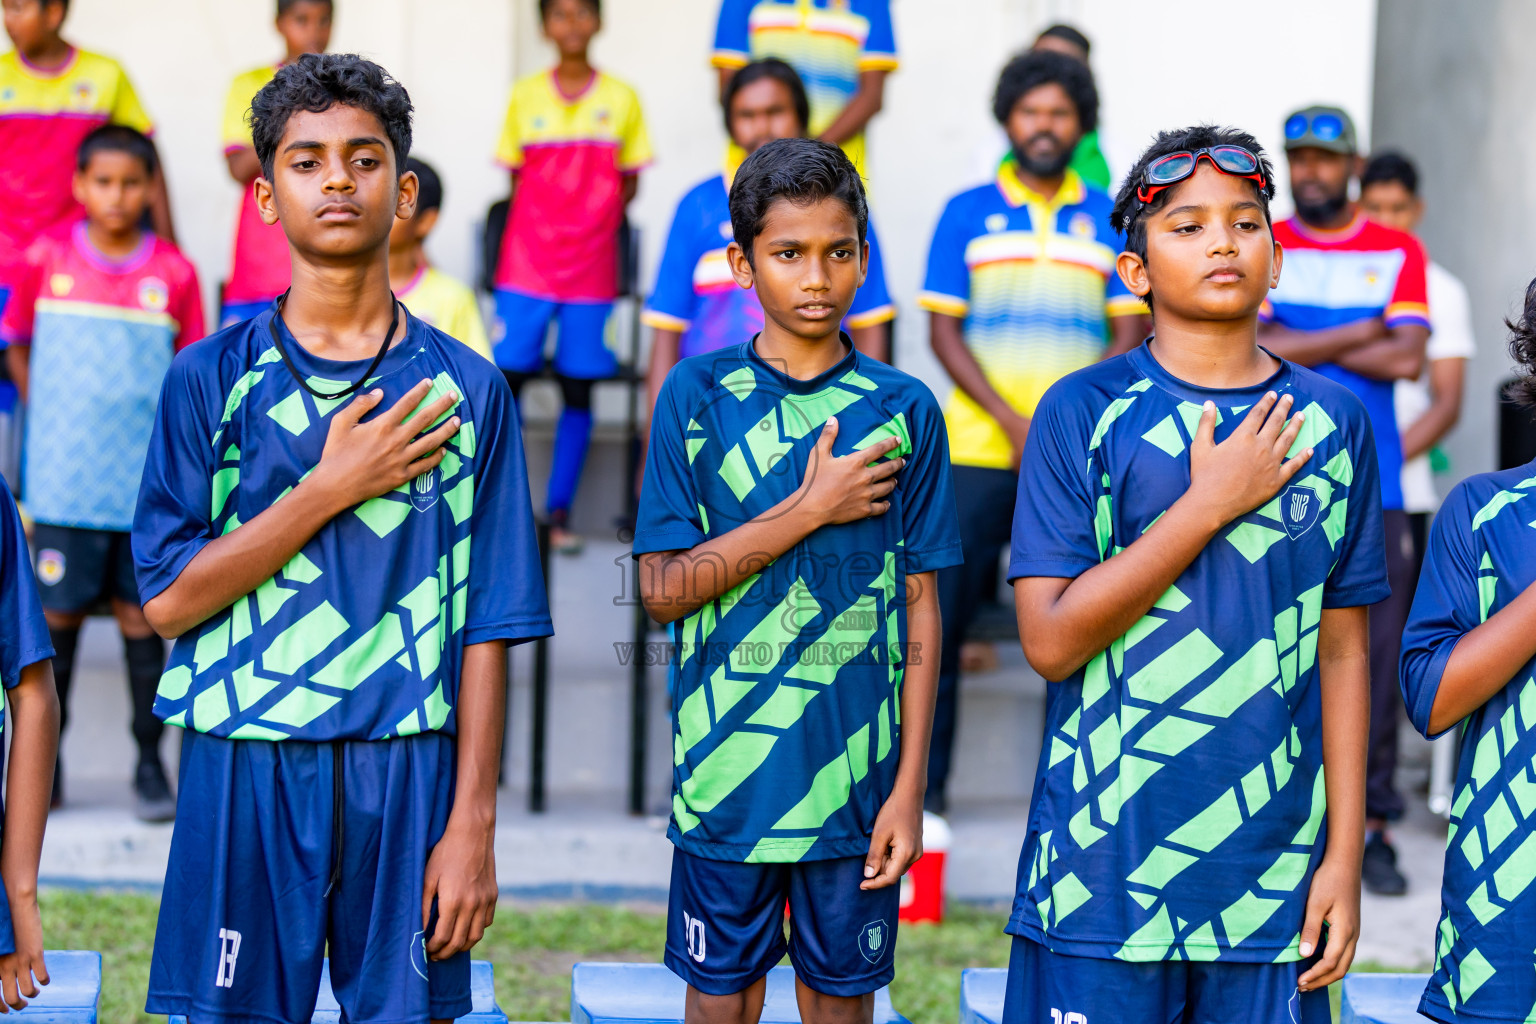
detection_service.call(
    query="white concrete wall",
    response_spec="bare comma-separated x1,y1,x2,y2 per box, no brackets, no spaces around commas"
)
55,0,1378,398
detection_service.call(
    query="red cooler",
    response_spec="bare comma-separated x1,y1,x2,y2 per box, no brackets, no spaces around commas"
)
899,811,951,923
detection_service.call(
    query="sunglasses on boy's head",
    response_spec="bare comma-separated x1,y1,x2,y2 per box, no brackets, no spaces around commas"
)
1135,146,1269,206
1285,112,1346,143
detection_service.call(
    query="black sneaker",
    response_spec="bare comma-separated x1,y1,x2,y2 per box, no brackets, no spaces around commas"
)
1362,831,1407,895
134,760,176,823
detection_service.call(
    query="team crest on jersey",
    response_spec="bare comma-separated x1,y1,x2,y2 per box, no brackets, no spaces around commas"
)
72,82,95,107
411,466,439,511
1281,483,1321,540
984,212,1008,234
138,276,169,312
49,273,73,297
36,548,64,586
857,919,889,964
1068,211,1097,239
596,108,611,125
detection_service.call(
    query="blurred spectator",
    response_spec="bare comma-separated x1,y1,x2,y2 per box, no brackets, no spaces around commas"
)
1359,151,1475,556
711,0,896,177
491,0,650,555
918,50,1146,813
1258,105,1431,895
389,156,492,361
643,57,894,414
218,0,332,328
1,126,203,820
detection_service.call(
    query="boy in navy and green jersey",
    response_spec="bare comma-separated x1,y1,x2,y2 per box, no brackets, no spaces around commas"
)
1004,126,1384,1024
1399,279,1536,1023
635,137,959,1018
133,55,550,1024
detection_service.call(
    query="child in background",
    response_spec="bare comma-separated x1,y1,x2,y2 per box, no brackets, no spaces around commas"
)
219,0,333,327
1399,279,1536,1024
1,125,202,820
493,0,650,554
0,483,58,1014
390,156,492,361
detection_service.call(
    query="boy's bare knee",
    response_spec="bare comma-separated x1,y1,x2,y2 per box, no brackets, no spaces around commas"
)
686,985,762,1024
798,986,874,1024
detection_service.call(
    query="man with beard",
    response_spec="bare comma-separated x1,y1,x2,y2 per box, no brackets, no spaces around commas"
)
918,49,1146,813
1258,105,1431,896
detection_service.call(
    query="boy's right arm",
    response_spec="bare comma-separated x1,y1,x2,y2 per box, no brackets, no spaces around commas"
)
1015,393,1312,680
0,660,59,1012
638,415,903,625
143,381,460,638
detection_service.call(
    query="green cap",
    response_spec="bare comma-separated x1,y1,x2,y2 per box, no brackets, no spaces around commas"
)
1282,105,1357,155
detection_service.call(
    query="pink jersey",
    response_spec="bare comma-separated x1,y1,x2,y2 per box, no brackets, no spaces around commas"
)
493,69,651,302
222,64,290,304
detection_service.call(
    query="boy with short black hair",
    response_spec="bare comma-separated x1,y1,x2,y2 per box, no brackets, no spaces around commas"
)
219,0,334,327
635,136,960,1023
1002,126,1385,1023
494,0,649,553
134,53,550,1024
2,124,202,819
1401,277,1536,1024
390,156,491,361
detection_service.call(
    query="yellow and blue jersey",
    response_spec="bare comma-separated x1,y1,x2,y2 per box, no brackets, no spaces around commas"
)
635,340,961,862
711,0,896,173
1402,466,1536,1023
920,162,1145,470
642,167,894,359
1010,345,1388,962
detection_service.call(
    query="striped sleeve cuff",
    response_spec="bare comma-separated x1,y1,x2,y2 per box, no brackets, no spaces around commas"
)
641,309,690,332
858,54,900,72
1385,302,1431,329
1106,296,1149,318
711,50,750,70
917,291,968,317
844,304,897,329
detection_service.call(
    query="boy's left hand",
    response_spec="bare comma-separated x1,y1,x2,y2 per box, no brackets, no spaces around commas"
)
861,788,923,890
1296,853,1360,992
0,896,48,1012
422,820,498,960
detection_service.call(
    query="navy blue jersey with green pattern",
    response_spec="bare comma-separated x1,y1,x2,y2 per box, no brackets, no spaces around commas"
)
1007,342,1389,963
1402,465,1536,1023
634,337,961,863
132,308,552,741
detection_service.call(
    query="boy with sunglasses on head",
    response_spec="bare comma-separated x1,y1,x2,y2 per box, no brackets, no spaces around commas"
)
1003,126,1385,1024
133,54,551,1024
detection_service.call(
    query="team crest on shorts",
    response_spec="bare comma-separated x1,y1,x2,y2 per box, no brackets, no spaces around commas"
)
410,930,429,979
858,919,889,964
36,548,64,586
411,467,439,512
138,276,169,312
1281,483,1321,540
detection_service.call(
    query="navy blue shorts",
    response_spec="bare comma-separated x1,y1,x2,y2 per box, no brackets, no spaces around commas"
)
1002,936,1330,1024
31,524,139,613
491,288,615,378
664,848,899,997
147,731,471,1024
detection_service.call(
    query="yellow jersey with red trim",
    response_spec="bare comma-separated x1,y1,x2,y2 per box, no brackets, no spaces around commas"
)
221,64,291,304
398,265,492,362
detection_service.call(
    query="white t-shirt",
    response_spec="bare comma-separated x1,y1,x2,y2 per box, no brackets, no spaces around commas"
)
1396,261,1476,512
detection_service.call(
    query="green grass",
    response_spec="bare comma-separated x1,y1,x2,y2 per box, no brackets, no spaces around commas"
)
41,889,1418,1023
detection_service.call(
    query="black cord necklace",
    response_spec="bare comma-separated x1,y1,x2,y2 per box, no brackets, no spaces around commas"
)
268,289,402,401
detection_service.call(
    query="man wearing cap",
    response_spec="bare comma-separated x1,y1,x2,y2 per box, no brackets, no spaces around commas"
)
1258,105,1431,897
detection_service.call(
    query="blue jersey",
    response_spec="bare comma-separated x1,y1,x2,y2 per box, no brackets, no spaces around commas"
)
642,171,895,360
635,338,961,862
133,309,552,742
1401,466,1536,1023
1008,342,1388,962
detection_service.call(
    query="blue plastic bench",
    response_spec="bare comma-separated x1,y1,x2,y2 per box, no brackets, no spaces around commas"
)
570,963,911,1024
958,967,1005,1024
1340,973,1431,1024
169,959,507,1023
16,950,99,1021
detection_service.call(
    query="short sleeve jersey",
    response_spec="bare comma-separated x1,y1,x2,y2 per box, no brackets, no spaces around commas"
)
399,265,493,362
0,48,153,290
1400,466,1536,1023
1008,343,1388,962
132,309,553,741
1262,215,1431,511
634,339,961,862
1,222,203,531
642,169,894,360
712,0,897,173
221,65,290,306
919,161,1146,471
0,482,54,727
493,69,651,302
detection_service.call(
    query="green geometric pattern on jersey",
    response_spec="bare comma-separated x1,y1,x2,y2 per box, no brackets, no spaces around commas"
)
154,347,477,740
1431,478,1536,1018
1026,375,1356,962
